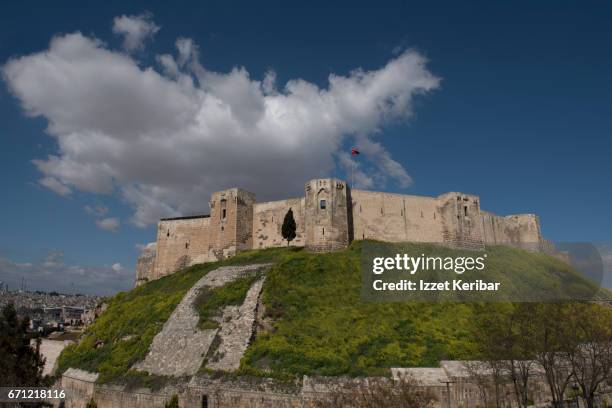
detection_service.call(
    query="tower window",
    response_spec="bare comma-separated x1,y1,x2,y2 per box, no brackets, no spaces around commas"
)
185,242,189,249
167,230,170,237
220,198,227,220
322,227,325,235
320,199,327,209
464,206,468,216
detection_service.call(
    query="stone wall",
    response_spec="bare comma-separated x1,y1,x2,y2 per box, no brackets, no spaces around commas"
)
135,243,156,286
59,364,586,408
253,198,305,249
137,179,546,284
351,190,444,244
153,216,211,280
481,211,542,251
61,368,98,407
351,190,487,250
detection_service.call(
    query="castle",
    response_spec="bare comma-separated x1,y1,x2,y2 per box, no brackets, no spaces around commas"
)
135,178,544,285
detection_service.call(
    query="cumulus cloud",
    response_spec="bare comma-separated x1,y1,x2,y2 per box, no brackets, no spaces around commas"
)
2,21,440,227
95,217,120,232
0,252,132,294
112,12,160,52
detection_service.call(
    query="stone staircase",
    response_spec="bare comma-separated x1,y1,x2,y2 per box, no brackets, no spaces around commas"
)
133,264,270,377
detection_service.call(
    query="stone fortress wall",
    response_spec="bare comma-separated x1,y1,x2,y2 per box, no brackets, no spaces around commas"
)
136,178,545,285
59,361,602,408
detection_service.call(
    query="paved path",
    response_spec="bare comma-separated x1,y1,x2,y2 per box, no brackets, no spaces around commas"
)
206,277,265,371
134,264,270,377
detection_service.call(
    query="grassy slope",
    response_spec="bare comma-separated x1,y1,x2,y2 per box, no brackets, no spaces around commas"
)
195,271,264,330
56,247,291,384
57,242,603,384
241,241,605,379
242,243,475,379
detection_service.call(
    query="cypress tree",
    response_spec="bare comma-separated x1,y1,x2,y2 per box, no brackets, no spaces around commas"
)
281,208,297,246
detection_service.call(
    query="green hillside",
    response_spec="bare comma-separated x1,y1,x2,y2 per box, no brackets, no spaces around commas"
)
57,241,608,384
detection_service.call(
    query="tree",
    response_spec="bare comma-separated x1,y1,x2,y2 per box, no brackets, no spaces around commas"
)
470,304,514,408
0,303,45,387
565,303,612,408
531,303,576,408
164,394,179,408
470,303,541,408
504,304,538,408
281,208,297,246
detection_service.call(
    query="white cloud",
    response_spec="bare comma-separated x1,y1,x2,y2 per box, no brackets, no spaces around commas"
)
111,262,123,273
85,205,109,217
39,176,71,196
112,12,160,52
95,217,120,232
2,23,440,227
338,153,374,189
136,242,157,252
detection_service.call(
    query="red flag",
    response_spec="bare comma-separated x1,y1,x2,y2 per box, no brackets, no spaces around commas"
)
351,147,360,156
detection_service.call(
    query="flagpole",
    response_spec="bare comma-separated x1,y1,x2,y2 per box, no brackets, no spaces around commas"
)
351,159,354,189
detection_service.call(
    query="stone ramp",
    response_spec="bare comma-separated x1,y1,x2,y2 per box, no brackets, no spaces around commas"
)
134,264,270,377
206,277,265,371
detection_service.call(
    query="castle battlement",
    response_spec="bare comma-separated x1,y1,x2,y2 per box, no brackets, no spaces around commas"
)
135,179,544,285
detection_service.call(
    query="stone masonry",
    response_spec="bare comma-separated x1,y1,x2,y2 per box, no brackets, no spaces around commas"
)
136,178,546,285
206,277,265,371
134,264,269,377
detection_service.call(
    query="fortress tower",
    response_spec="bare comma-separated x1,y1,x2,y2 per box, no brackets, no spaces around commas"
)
208,188,256,260
304,179,351,252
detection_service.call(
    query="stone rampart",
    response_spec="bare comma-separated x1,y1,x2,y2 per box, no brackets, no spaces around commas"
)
253,198,305,249
136,179,546,284
154,216,212,280
58,361,600,408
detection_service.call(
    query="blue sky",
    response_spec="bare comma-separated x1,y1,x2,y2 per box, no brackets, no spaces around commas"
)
1,1,611,294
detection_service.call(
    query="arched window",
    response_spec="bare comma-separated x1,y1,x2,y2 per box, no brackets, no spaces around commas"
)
317,188,329,211
220,198,227,219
